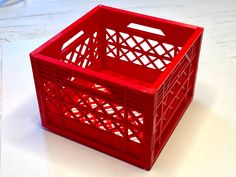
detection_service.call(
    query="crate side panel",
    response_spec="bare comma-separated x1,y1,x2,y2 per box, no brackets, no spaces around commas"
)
36,61,147,162
151,34,203,167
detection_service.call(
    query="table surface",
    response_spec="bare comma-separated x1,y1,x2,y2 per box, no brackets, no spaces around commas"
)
1,1,236,177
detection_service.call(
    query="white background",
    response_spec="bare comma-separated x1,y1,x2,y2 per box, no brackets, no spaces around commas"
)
1,0,236,177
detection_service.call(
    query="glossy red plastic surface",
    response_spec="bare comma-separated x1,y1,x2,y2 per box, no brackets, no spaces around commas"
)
30,5,203,170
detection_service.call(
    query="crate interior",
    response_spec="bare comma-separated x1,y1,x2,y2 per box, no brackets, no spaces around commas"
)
40,7,195,88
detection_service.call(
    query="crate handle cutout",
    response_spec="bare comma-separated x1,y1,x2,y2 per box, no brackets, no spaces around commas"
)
127,23,165,36
61,30,84,50
67,76,112,95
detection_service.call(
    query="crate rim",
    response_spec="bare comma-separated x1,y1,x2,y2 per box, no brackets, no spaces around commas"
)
30,5,203,95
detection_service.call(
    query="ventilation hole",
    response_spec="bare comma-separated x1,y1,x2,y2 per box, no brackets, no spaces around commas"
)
106,47,110,53
103,120,108,123
82,59,88,68
132,111,141,116
126,51,136,61
120,32,129,39
128,129,132,135
107,52,115,58
140,55,150,65
87,113,93,118
90,118,96,123
133,60,142,65
70,77,76,81
108,44,115,50
91,102,97,109
66,52,72,60
114,131,123,137
130,137,140,143
154,59,165,69
88,97,94,102
126,38,136,48
138,117,144,124
71,107,79,113
81,45,86,55
72,52,78,63
84,120,90,124
76,45,81,52
105,107,115,114
170,50,175,57
149,50,155,54
113,48,117,54
106,28,116,36
163,59,171,64
110,123,115,129
127,23,165,36
135,51,143,57
112,35,117,41
155,45,165,55
120,48,128,54
164,54,170,58
147,63,155,69
120,56,128,61
121,112,125,117
103,103,110,108
140,42,150,51
106,34,110,40
93,32,97,38
163,43,174,51
149,55,156,61
133,35,143,43
116,106,123,111
148,39,158,46
85,38,90,45
100,125,107,130
62,31,84,50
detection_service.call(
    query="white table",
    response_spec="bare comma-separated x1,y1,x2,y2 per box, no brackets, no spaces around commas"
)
1,1,236,177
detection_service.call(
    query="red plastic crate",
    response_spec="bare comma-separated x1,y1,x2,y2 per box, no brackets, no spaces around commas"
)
30,5,203,170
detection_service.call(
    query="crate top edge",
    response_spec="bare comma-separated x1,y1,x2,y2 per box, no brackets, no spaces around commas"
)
30,5,203,56
99,5,203,30
30,5,204,95
30,53,157,95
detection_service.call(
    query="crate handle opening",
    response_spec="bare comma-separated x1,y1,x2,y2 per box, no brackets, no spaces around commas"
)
127,23,165,36
62,30,84,50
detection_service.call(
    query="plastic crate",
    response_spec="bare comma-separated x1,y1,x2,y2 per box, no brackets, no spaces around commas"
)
30,5,203,170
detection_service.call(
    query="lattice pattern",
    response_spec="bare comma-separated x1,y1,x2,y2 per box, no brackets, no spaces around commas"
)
62,86,144,143
42,80,59,114
41,78,144,144
106,28,182,71
61,32,99,68
154,40,198,146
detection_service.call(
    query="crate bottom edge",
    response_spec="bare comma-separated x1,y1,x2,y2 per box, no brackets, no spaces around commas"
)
42,123,149,170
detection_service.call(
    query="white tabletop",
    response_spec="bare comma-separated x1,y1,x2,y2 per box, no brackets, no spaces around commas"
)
1,1,236,177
